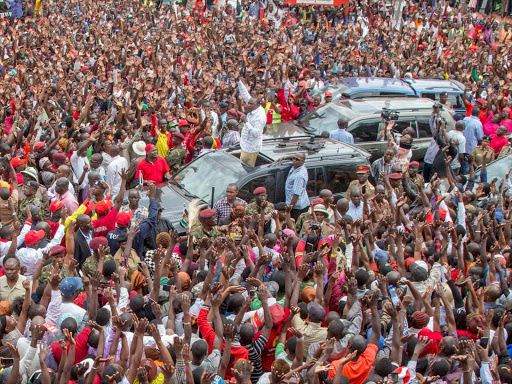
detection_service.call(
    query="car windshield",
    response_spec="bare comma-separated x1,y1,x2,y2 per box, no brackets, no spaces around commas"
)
173,155,242,201
476,155,512,181
297,104,356,135
311,83,349,100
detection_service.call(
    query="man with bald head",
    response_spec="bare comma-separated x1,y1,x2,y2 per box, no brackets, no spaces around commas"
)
54,177,79,214
74,214,94,267
236,75,266,167
346,186,369,221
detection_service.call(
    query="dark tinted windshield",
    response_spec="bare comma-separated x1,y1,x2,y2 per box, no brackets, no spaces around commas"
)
311,83,350,100
174,154,242,201
298,104,356,135
476,155,512,182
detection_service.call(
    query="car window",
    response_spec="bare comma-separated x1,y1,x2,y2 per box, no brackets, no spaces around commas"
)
298,105,345,135
421,93,436,101
448,94,463,109
238,174,277,204
174,155,241,201
394,118,417,137
350,92,377,99
306,167,325,197
324,167,356,195
379,91,409,96
348,119,380,143
416,116,433,138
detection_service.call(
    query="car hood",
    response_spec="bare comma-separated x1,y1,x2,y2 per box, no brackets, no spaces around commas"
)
139,183,201,233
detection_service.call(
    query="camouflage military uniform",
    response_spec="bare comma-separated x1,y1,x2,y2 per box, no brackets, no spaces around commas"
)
166,147,186,174
18,197,42,223
345,180,375,200
246,202,275,217
295,211,312,234
82,254,114,278
190,224,223,242
39,264,70,287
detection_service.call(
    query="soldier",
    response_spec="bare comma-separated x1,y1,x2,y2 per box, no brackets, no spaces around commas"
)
38,245,70,287
20,167,50,220
345,165,375,201
246,187,274,217
166,132,186,174
18,181,42,223
81,236,114,278
190,208,223,242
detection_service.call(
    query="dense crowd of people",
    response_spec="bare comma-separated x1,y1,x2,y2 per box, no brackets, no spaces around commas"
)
1,0,512,382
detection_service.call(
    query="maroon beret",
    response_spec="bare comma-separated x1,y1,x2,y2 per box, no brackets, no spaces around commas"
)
199,208,216,219
89,236,108,251
253,187,267,195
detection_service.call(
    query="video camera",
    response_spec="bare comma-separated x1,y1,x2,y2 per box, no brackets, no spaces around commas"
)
381,108,400,121
433,102,444,110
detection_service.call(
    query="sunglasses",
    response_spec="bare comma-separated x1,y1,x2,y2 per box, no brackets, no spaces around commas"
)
292,157,302,161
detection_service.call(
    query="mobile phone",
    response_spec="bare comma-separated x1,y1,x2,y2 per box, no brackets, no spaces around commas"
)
391,373,399,384
162,284,172,292
480,337,489,348
1,358,13,366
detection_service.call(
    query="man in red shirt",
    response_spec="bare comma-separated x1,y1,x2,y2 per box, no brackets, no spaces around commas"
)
135,144,171,185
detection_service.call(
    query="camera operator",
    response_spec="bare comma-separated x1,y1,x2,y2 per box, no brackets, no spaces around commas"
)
423,103,446,181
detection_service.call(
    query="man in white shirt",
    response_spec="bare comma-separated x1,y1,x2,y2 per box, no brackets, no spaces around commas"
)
106,145,129,199
447,120,466,174
237,78,267,167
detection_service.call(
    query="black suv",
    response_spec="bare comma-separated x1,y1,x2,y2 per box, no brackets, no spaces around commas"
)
149,136,371,232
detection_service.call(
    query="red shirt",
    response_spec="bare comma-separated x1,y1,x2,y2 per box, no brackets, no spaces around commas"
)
490,134,508,154
466,103,488,124
197,308,248,378
93,208,118,238
136,156,170,184
51,327,91,364
258,308,290,372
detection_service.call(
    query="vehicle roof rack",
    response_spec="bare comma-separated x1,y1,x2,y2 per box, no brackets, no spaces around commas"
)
297,136,325,152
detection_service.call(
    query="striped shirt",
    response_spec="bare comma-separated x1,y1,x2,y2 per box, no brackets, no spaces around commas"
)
244,335,268,382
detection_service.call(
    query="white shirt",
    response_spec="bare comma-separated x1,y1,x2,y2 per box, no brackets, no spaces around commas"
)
346,201,370,221
70,151,90,188
447,130,466,169
48,180,76,200
0,223,31,258
106,155,129,198
237,81,267,153
16,224,65,277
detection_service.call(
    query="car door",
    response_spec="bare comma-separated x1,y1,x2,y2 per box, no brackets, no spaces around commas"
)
323,164,357,198
414,114,435,161
347,118,387,162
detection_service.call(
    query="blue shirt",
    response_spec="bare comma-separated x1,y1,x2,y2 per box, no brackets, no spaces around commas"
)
329,129,354,144
462,116,483,154
285,165,309,210
9,0,22,18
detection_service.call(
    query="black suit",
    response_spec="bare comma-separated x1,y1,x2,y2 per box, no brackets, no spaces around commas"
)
74,230,93,268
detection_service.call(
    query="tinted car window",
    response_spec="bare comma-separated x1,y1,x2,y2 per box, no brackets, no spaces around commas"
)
422,93,436,101
394,118,417,136
306,167,325,197
324,167,356,195
238,175,277,204
349,119,380,143
416,116,433,138
299,105,343,135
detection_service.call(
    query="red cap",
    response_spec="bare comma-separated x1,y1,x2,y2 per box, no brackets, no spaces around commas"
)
253,187,267,195
476,98,485,106
116,211,133,226
145,144,155,152
34,141,46,152
324,91,333,97
95,200,113,215
49,200,64,213
178,120,190,127
199,208,216,219
356,165,370,174
11,157,25,168
187,118,198,125
25,230,45,246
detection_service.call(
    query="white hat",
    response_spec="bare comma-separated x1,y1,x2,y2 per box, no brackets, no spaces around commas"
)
132,141,146,156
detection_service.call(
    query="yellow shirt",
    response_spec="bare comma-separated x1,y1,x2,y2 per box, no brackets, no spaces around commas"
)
156,133,169,158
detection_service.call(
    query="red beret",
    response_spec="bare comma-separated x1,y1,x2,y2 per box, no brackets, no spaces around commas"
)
50,200,64,213
253,187,267,195
310,197,324,206
89,236,108,251
187,118,198,125
116,211,133,226
145,144,155,152
25,230,45,246
199,208,216,219
389,173,402,180
50,245,66,256
410,161,420,167
53,153,67,162
173,132,185,141
95,200,113,216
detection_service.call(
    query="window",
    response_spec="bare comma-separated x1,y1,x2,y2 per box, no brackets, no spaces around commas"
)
324,167,357,196
349,119,380,143
394,118,417,137
416,116,433,138
238,174,277,204
447,94,463,109
306,167,325,197
422,93,436,101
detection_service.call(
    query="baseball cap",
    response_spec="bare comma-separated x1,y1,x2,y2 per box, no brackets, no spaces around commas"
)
60,277,84,296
